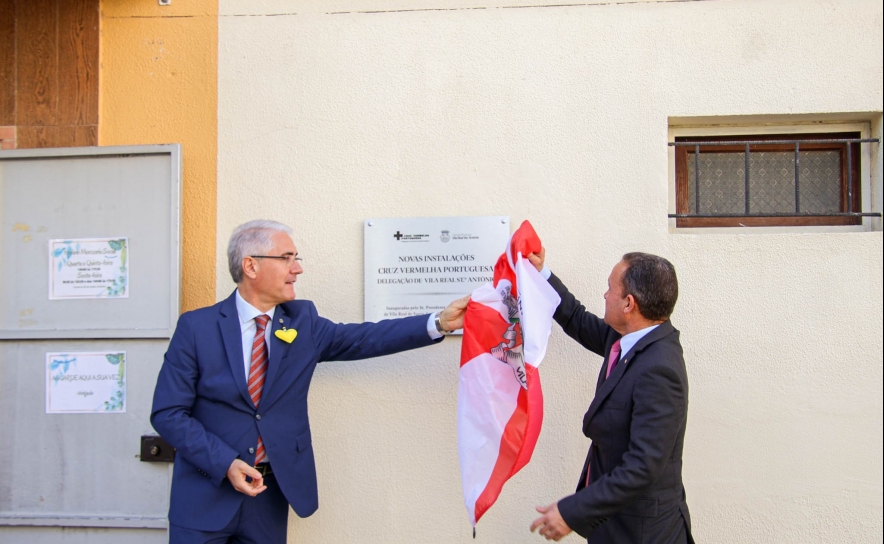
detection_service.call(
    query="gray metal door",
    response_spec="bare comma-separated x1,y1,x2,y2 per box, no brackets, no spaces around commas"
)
0,145,181,543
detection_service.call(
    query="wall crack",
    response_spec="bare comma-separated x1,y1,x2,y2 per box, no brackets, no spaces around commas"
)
221,0,721,18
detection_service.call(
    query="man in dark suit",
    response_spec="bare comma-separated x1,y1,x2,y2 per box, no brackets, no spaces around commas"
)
151,220,467,543
529,250,693,543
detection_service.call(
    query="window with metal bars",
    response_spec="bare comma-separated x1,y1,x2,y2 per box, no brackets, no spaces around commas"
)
670,132,880,227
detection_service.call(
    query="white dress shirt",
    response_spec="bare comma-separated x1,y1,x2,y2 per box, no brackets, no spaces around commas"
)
234,291,275,463
617,324,659,361
235,290,275,379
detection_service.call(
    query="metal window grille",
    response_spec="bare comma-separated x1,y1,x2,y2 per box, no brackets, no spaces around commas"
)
669,138,881,219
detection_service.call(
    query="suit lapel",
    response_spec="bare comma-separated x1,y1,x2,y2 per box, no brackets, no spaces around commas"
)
259,306,293,409
583,321,676,426
219,292,255,409
594,354,609,393
584,346,627,425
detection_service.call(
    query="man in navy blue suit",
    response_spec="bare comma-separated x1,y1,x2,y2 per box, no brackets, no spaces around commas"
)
151,220,467,543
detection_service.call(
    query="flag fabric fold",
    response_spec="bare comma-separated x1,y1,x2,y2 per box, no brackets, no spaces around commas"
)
458,220,561,527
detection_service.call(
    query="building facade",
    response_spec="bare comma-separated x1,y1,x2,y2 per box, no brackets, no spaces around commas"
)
1,0,881,542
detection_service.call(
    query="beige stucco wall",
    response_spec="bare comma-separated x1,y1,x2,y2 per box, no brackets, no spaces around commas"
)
217,1,883,542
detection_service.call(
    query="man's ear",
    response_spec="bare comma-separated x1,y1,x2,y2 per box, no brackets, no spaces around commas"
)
242,257,259,280
624,294,637,315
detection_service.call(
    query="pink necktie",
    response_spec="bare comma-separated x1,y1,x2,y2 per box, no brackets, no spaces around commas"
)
249,315,270,464
605,339,622,379
587,339,625,487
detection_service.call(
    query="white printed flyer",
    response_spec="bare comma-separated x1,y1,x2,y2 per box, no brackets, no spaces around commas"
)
49,237,129,299
45,351,126,414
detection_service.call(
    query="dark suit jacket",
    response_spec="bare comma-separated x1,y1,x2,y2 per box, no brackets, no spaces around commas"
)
549,273,693,543
151,291,440,531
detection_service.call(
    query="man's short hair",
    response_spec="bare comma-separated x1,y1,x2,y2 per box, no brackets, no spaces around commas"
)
227,220,293,283
621,252,678,321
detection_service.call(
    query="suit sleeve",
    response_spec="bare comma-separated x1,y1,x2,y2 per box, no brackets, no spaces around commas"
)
557,364,687,537
150,313,239,487
307,303,441,362
548,272,611,357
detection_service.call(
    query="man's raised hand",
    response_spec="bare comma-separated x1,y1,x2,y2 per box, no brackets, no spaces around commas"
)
527,247,545,272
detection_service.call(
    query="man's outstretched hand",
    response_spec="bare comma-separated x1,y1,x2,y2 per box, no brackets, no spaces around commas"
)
439,295,470,332
227,459,267,496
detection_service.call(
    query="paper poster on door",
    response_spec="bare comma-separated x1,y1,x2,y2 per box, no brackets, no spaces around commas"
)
48,238,129,299
45,352,126,414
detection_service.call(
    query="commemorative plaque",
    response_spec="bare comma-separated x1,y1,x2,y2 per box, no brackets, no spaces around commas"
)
364,216,510,330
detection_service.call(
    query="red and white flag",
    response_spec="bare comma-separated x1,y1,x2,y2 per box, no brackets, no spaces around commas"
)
458,220,560,527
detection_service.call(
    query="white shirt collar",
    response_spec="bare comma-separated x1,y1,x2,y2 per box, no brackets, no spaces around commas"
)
617,323,660,361
235,289,275,324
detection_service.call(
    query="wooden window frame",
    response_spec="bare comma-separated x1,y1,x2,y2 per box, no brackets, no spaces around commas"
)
674,132,862,228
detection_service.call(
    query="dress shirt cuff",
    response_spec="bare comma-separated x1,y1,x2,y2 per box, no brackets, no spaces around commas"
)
540,265,552,280
427,313,443,340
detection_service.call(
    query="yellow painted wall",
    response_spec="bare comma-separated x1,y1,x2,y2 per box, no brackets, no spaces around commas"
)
99,0,218,312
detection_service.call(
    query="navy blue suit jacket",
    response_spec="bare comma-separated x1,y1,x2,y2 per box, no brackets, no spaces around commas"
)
548,274,693,544
151,291,440,531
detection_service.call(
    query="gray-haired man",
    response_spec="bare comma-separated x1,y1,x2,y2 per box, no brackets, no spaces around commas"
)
151,220,468,543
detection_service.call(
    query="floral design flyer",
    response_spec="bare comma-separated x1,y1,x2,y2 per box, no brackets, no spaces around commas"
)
46,352,126,413
48,238,129,299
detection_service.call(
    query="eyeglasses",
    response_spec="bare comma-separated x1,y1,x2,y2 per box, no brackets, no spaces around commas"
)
249,254,303,267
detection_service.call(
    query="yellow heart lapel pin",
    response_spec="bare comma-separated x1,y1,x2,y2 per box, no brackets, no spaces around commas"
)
275,328,297,343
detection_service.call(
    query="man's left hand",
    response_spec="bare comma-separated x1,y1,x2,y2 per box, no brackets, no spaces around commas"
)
439,295,470,331
527,247,545,272
530,502,573,541
226,459,267,496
